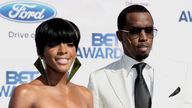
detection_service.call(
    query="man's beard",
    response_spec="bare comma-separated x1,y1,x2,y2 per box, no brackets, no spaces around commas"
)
135,54,149,61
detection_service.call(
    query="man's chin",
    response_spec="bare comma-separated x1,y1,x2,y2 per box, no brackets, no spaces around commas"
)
135,54,149,61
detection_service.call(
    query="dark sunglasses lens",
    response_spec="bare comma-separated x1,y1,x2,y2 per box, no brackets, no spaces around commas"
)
144,27,153,33
129,27,142,35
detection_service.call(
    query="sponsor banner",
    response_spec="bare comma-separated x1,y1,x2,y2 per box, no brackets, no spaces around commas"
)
0,1,57,23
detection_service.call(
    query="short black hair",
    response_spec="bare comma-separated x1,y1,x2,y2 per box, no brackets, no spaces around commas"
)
35,18,80,57
117,4,153,30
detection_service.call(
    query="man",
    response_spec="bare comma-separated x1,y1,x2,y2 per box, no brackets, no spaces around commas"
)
9,18,93,108
88,4,192,108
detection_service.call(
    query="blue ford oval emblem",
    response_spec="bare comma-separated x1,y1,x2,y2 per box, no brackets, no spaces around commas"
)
0,1,57,23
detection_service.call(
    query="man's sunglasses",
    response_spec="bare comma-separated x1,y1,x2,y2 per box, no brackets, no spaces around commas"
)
119,26,158,39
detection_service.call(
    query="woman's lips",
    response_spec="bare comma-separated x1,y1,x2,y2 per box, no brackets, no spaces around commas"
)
56,58,69,65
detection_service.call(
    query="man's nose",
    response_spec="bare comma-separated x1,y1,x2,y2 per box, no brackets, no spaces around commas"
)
139,30,148,41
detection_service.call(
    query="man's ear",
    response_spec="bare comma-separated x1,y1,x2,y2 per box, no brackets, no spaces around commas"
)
116,31,123,42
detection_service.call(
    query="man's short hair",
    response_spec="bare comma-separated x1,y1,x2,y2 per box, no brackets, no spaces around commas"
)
117,4,153,30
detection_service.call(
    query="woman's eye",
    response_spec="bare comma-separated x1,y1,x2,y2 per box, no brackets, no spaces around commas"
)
67,43,75,47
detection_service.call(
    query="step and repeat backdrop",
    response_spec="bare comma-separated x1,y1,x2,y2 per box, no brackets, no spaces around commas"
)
0,0,192,107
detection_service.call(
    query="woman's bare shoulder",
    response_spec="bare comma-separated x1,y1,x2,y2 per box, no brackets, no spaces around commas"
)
71,83,93,101
77,84,93,108
12,80,42,98
11,77,46,100
9,82,40,108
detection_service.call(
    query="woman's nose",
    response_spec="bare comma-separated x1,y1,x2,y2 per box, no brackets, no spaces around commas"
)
58,43,67,54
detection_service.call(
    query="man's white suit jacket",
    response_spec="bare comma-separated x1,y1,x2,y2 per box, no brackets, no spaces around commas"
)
88,54,192,108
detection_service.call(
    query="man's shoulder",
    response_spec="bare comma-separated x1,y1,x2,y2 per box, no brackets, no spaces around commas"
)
148,54,189,78
147,53,188,68
91,59,122,76
153,57,188,68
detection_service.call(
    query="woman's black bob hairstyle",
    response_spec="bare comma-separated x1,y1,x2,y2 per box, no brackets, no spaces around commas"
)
35,18,81,57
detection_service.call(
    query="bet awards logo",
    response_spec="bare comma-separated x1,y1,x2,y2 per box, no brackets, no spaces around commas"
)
0,71,39,97
77,33,123,59
0,1,57,23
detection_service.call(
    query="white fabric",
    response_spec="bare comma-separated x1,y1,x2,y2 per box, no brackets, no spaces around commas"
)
88,54,192,108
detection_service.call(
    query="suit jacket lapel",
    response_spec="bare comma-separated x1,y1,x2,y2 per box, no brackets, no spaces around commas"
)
105,59,131,108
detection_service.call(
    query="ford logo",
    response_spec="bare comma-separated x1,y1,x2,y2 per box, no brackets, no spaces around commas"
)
0,1,57,23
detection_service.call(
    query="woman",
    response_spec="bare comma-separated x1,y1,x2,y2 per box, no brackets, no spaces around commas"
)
9,18,93,108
